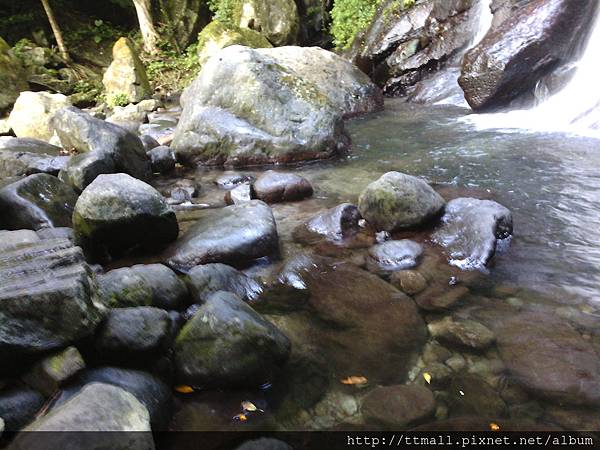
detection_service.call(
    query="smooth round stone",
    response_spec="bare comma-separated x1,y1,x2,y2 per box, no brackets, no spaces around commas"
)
391,270,428,295
428,316,495,350
368,239,423,271
361,384,435,427
253,171,313,203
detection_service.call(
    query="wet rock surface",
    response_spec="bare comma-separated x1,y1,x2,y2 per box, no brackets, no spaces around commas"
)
186,263,262,303
0,137,68,177
165,200,278,271
367,239,423,271
428,316,495,350
361,385,436,428
305,203,362,241
174,291,291,387
148,145,176,174
253,171,313,203
73,174,179,259
432,198,512,269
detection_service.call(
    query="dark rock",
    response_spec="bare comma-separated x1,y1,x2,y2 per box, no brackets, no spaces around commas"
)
253,171,313,203
174,291,291,387
53,367,172,431
449,374,507,417
140,134,160,152
22,346,85,396
0,388,45,431
0,238,102,355
459,0,599,110
0,173,78,230
215,172,255,188
0,137,68,177
98,264,188,309
224,183,252,205
358,171,445,231
428,316,495,350
51,106,152,181
305,203,361,241
95,307,172,358
236,438,293,450
148,145,176,174
414,284,469,311
168,180,200,205
186,263,263,303
496,312,600,406
432,198,512,270
361,385,435,427
58,151,116,192
73,174,179,259
367,239,423,271
165,200,278,272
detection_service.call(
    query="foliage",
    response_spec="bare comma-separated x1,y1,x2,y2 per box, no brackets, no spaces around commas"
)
64,18,125,46
144,40,201,94
207,0,242,26
107,92,129,107
330,0,415,49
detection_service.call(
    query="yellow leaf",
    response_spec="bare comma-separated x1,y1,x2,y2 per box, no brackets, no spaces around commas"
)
423,372,432,384
233,413,248,422
241,401,263,412
340,376,368,386
490,422,500,432
174,385,194,394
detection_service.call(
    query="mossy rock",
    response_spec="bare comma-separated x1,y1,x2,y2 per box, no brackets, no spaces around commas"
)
196,20,272,65
0,36,28,112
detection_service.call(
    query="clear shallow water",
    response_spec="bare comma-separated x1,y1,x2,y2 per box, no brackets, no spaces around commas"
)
160,100,600,435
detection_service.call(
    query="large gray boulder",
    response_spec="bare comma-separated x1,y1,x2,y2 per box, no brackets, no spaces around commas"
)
0,173,78,230
0,137,69,178
432,198,512,269
459,0,599,110
73,174,179,259
165,200,278,272
51,107,152,182
172,45,381,167
358,171,445,232
0,236,102,355
174,291,291,386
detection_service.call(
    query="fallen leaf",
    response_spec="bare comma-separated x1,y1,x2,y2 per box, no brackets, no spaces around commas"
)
341,376,368,386
174,385,194,394
490,422,500,432
233,413,248,422
459,390,465,396
423,372,432,384
241,401,263,413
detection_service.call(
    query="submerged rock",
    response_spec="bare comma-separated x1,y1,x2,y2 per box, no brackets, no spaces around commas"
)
186,263,262,303
496,312,600,406
0,137,68,177
103,37,151,104
428,316,495,350
305,203,362,241
367,239,423,271
174,291,291,387
172,45,381,167
0,173,78,230
390,270,428,295
358,171,445,232
73,174,179,259
432,197,512,269
8,91,71,142
0,388,45,431
361,385,435,427
459,0,599,110
253,171,313,203
98,264,188,309
0,237,102,355
165,200,278,272
51,106,152,182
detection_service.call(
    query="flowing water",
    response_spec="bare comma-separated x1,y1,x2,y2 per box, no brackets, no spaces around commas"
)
160,100,600,437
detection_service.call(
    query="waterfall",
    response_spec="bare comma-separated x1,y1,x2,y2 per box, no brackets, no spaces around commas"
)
464,12,600,134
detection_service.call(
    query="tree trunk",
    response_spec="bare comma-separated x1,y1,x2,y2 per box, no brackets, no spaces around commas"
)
40,0,70,62
132,0,160,54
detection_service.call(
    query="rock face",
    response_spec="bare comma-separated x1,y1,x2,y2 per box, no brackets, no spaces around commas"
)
367,239,423,271
253,171,313,203
172,45,381,167
361,385,435,427
432,198,512,269
73,174,178,258
197,20,272,66
103,37,151,104
0,236,102,355
236,0,300,46
305,203,362,241
0,174,78,230
358,172,445,231
0,137,68,177
174,291,291,386
8,91,71,142
0,36,28,112
347,0,483,96
51,107,152,182
165,200,278,272
459,0,599,110
496,312,600,406
186,263,263,303
158,0,210,48
98,264,188,309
